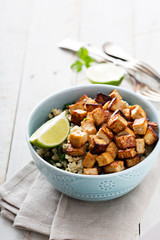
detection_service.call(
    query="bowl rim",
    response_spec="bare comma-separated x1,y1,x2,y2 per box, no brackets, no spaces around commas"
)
26,84,160,179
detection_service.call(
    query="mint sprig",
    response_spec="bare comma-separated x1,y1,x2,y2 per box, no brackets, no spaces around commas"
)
71,47,95,72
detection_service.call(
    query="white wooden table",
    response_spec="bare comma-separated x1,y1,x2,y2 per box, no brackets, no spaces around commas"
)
0,0,160,239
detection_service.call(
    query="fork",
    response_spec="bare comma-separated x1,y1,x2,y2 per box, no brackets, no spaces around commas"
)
103,41,160,82
128,72,160,102
58,39,160,101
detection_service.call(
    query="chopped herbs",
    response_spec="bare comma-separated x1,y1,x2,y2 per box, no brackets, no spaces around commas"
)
71,47,95,72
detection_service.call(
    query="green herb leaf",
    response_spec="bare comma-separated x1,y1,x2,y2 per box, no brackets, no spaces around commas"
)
71,47,95,73
71,60,83,72
57,145,66,162
82,118,87,122
77,47,89,60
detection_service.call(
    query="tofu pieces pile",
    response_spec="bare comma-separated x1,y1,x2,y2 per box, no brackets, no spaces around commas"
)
66,89,158,175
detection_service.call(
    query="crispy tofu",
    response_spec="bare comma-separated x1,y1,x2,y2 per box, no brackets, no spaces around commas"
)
103,161,125,173
122,108,131,120
86,112,95,122
115,134,136,149
96,152,114,167
77,94,89,103
88,134,97,144
86,103,102,112
144,126,158,145
131,105,146,119
118,148,136,159
66,144,86,156
109,89,122,99
96,126,114,144
103,101,110,110
92,108,108,126
84,168,98,175
127,121,133,129
136,138,145,154
81,119,97,135
94,92,112,105
108,98,127,111
107,114,128,133
71,109,87,125
69,130,88,148
126,155,141,168
148,121,158,132
117,127,135,137
84,98,97,110
132,118,148,135
83,152,97,168
89,138,107,154
111,109,128,121
69,102,85,113
106,141,118,159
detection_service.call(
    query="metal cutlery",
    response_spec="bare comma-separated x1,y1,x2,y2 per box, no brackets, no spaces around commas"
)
58,39,160,101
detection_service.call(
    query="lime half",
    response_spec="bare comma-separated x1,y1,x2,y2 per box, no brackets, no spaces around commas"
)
85,63,126,86
29,111,69,148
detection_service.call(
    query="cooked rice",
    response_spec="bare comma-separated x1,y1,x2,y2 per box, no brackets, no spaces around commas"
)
36,109,84,174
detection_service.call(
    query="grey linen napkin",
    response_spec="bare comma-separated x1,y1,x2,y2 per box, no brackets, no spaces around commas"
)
0,157,160,240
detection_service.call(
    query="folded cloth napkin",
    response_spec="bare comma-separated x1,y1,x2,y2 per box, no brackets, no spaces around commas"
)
0,157,160,240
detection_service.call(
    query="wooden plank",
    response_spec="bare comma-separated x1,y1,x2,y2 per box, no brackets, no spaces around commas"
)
0,0,33,184
76,0,134,86
134,0,160,236
6,0,81,177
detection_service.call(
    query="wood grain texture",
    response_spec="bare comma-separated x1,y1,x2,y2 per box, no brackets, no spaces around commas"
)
1,0,160,239
0,0,33,184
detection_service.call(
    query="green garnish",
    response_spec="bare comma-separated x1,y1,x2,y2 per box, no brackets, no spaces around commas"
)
57,145,66,162
71,47,95,72
83,118,87,121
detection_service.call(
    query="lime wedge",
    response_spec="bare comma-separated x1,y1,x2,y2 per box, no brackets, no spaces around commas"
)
29,111,69,148
85,63,126,86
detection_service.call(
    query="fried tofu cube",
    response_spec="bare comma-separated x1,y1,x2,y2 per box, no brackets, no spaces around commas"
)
86,112,95,122
86,103,102,112
81,119,97,135
69,102,85,113
96,152,114,167
107,115,128,133
133,118,148,135
96,126,114,144
127,121,133,129
71,109,87,125
89,138,107,154
122,108,131,120
126,155,141,168
108,98,127,111
66,144,86,156
117,127,135,137
144,126,158,145
77,94,89,103
109,89,122,99
103,101,110,110
136,139,145,154
115,134,136,149
103,161,125,173
148,121,158,132
84,168,98,175
83,152,97,168
118,148,136,159
131,105,146,119
88,134,97,144
94,92,112,105
69,130,88,148
106,142,118,159
92,108,108,126
111,109,128,121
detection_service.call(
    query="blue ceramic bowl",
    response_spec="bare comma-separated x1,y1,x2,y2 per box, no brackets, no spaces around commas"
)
26,85,160,201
